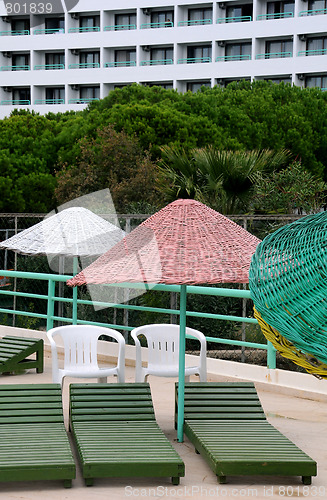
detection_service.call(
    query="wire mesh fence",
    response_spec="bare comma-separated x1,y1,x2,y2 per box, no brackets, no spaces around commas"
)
0,212,308,373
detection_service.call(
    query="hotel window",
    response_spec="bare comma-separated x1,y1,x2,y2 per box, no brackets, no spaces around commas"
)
80,15,100,28
11,18,30,33
308,0,327,9
151,10,174,25
306,36,327,55
226,4,253,21
188,7,213,22
80,51,100,66
80,86,100,100
265,39,292,57
46,87,65,102
114,13,136,29
12,53,29,70
267,1,295,16
187,81,211,92
115,49,136,64
45,17,65,31
305,75,327,88
150,47,173,63
45,52,65,68
187,45,212,61
225,42,251,60
13,88,30,102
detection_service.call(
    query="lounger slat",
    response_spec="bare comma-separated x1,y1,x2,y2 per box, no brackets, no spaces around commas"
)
70,383,185,485
176,382,317,484
0,385,75,486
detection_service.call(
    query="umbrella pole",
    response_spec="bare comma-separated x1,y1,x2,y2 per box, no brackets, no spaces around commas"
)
177,284,187,443
72,257,78,325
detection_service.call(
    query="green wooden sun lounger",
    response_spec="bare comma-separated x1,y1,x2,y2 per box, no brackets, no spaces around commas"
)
175,382,317,485
0,336,43,374
0,384,76,487
70,383,185,486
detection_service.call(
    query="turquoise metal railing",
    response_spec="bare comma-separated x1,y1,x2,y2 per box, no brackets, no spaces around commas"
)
298,48,327,57
0,269,276,370
217,15,252,23
0,65,30,71
256,51,292,59
216,54,251,62
68,62,100,69
0,30,30,36
34,64,65,70
257,11,294,20
178,18,212,26
33,28,65,35
140,21,173,29
104,24,136,31
68,98,100,104
34,99,65,105
177,56,212,64
0,100,31,105
104,61,136,67
68,26,100,33
140,59,173,66
299,7,327,16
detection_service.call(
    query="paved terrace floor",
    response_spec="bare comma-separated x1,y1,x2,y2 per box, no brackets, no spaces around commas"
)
0,357,327,500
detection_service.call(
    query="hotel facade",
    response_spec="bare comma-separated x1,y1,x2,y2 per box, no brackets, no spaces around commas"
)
0,0,326,118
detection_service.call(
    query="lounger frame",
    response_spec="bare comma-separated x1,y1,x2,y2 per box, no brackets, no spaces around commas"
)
175,382,317,484
0,336,43,374
70,382,185,486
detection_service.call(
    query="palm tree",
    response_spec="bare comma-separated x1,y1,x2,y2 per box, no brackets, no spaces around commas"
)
158,146,291,214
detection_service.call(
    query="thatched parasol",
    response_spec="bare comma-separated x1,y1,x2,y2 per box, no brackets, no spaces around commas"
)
68,199,261,440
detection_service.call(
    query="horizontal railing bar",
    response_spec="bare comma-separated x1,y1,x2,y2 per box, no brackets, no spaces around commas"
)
0,270,71,281
186,311,257,323
204,335,268,349
0,307,46,319
0,289,48,300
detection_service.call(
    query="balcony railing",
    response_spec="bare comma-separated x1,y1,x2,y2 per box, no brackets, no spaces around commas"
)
68,62,100,69
217,15,252,23
33,28,65,35
178,56,211,64
104,24,136,31
0,65,30,71
68,26,100,33
178,18,213,26
216,54,251,62
257,12,294,20
299,7,327,16
68,98,100,104
0,100,31,105
298,48,327,57
140,21,173,29
0,29,30,36
34,64,65,70
104,61,136,67
34,99,65,105
256,51,292,59
140,59,173,66
0,269,277,370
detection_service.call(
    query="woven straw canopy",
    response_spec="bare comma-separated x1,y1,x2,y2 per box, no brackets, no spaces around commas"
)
249,211,327,367
68,199,261,287
0,207,125,257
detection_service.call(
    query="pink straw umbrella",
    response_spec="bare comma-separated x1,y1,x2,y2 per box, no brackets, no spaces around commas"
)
68,199,260,440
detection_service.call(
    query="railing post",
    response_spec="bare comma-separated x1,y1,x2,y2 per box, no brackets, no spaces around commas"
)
46,278,56,331
267,341,277,369
72,257,78,325
177,284,187,443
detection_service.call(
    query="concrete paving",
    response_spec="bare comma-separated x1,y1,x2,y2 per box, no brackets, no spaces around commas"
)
0,356,326,500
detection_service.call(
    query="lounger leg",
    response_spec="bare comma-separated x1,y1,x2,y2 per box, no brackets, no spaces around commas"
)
97,377,107,383
63,479,72,488
195,448,200,454
217,475,226,484
172,477,180,485
36,342,44,373
302,476,312,485
85,478,94,486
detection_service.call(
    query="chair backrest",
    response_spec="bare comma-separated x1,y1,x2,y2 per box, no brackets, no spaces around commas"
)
47,325,121,371
132,324,205,371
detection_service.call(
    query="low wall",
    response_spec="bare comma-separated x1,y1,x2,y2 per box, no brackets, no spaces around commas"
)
1,325,327,401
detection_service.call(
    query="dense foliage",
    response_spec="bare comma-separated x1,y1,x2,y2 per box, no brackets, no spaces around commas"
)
1,82,327,212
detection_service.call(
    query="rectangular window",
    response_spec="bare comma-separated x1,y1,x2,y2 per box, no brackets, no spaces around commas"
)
80,16,100,28
226,43,251,59
80,52,100,66
150,47,173,63
114,13,136,29
115,49,136,63
307,37,327,52
188,7,212,21
151,11,174,24
45,52,65,67
12,53,29,69
80,86,100,100
267,1,295,15
11,19,30,32
46,87,65,101
45,18,65,30
187,45,212,60
13,88,30,102
187,82,210,92
226,4,253,20
266,39,293,57
306,75,327,88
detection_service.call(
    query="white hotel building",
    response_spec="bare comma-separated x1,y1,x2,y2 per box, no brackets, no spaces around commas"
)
0,0,326,118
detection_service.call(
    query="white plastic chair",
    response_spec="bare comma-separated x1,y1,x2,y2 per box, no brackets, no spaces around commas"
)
47,325,125,387
131,324,207,383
